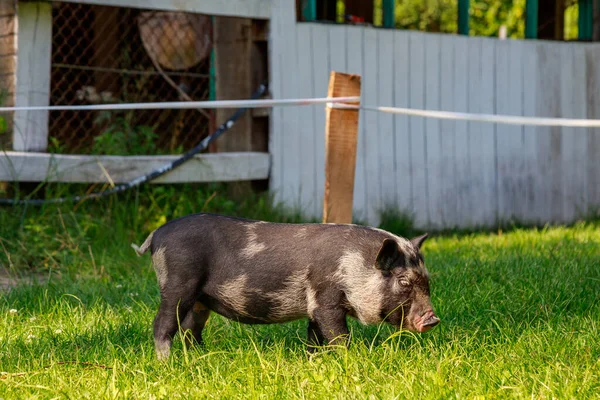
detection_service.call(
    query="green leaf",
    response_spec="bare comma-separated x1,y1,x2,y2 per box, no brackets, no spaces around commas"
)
0,116,7,134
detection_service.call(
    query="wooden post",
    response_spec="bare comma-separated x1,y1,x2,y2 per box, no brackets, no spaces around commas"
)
13,1,52,152
213,15,269,194
322,71,361,224
0,0,17,150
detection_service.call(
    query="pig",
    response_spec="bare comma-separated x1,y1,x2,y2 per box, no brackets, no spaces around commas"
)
131,213,440,360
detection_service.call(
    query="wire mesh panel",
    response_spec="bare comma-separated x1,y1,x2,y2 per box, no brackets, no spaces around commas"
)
49,2,213,155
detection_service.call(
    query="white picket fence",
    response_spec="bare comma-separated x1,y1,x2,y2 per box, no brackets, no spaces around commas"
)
269,0,600,229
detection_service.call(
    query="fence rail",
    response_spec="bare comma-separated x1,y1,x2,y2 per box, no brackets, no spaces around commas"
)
0,151,270,184
56,0,271,19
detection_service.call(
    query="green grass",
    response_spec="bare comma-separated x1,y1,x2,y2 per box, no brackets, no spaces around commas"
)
1,183,599,398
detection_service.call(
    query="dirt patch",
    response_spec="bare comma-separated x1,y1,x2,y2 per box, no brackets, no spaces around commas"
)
0,267,51,292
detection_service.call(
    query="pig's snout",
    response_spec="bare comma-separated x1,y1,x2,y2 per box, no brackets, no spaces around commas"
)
416,310,440,333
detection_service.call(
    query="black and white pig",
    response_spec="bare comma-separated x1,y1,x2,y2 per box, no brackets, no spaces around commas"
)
131,213,440,360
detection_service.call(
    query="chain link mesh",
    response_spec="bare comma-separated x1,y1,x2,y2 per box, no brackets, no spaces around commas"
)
49,2,213,155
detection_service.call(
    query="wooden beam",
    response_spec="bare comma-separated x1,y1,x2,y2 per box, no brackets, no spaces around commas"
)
322,72,361,224
213,16,269,193
0,0,17,150
13,1,52,152
0,151,270,183
55,0,271,19
213,16,253,153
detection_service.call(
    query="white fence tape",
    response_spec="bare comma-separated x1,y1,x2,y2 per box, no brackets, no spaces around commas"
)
0,96,360,112
2,95,600,128
330,103,600,128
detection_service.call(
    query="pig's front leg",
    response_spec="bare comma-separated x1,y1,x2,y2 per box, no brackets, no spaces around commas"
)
311,307,349,348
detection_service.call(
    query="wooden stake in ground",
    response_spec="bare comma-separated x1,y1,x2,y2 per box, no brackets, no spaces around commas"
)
322,71,361,224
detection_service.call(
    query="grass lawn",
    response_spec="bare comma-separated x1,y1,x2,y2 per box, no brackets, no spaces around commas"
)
1,184,599,398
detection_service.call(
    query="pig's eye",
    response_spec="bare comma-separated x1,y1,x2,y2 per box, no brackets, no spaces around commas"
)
399,278,411,287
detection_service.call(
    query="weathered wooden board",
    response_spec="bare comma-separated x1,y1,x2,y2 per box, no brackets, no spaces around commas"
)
362,27,380,225
586,44,600,213
393,29,412,223
439,34,456,228
311,23,331,220
424,33,442,229
521,41,538,223
479,37,498,227
408,31,427,229
295,23,317,217
0,152,270,183
56,0,271,19
377,29,395,219
13,2,52,152
453,35,469,226
346,26,367,223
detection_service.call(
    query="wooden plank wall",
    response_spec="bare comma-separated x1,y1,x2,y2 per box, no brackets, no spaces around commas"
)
270,1,600,229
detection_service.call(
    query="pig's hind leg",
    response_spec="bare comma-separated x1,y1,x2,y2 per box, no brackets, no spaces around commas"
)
181,301,211,348
153,283,200,361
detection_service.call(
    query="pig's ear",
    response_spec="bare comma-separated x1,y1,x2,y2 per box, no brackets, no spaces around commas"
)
410,233,429,249
375,238,403,271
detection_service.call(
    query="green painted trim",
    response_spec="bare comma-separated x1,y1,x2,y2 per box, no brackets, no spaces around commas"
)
579,0,593,40
382,0,395,28
209,17,216,101
458,0,469,35
302,0,317,21
525,0,538,39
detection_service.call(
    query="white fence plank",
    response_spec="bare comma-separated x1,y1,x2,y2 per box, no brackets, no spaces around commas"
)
479,37,497,227
56,0,271,19
535,43,563,223
311,23,331,221
13,2,52,152
377,29,395,216
0,152,270,183
346,26,367,223
453,35,469,226
393,29,412,221
424,33,442,229
585,45,600,212
408,32,427,228
560,44,577,222
363,27,380,225
521,41,538,223
467,37,484,227
268,0,286,207
508,40,527,222
295,24,317,217
278,1,301,211
439,35,456,228
570,45,588,219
